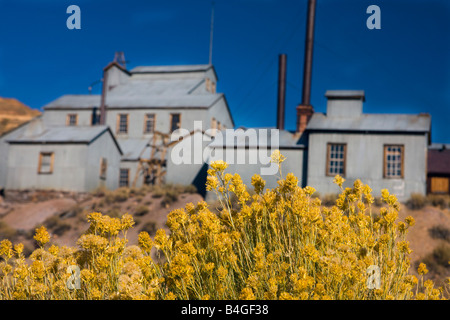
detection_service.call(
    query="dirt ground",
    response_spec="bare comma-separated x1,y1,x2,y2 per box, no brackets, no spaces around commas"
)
0,189,203,249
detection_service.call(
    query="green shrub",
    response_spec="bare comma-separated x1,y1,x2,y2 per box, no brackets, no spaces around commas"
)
406,193,427,210
161,190,179,208
0,221,17,241
105,187,130,203
426,194,450,209
420,244,450,275
151,185,165,198
140,220,157,235
42,215,71,237
134,205,150,217
105,208,121,218
321,193,339,207
428,225,450,242
91,186,108,197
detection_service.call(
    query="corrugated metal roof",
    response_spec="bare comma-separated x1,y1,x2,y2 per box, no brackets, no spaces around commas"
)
325,90,365,101
428,148,450,175
209,128,304,149
43,95,101,109
6,125,110,144
108,78,202,96
43,93,222,109
43,79,222,109
106,94,222,109
130,65,212,73
307,113,431,133
429,143,450,150
117,138,150,160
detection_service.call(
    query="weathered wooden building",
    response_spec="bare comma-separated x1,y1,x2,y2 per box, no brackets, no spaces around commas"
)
427,144,450,195
0,56,442,201
206,90,432,202
0,60,234,194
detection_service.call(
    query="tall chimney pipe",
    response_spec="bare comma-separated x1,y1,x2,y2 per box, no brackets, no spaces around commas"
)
301,0,316,106
277,54,287,130
296,0,316,134
99,70,108,125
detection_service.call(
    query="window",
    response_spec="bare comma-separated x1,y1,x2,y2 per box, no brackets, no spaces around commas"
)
119,168,129,187
326,143,346,176
117,114,128,134
170,113,181,132
205,77,216,93
38,152,54,174
205,77,211,92
384,145,404,178
100,158,107,180
91,107,100,125
144,114,156,133
66,114,78,126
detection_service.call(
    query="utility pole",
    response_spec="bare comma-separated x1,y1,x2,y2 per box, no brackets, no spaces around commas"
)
209,1,215,65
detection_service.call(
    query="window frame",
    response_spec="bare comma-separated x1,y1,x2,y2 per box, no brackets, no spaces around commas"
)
143,113,156,134
117,114,129,134
66,114,78,126
38,152,54,174
383,144,404,179
119,168,130,187
170,113,181,132
326,143,347,177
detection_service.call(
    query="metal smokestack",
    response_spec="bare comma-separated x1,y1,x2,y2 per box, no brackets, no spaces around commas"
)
301,0,316,106
296,0,316,134
277,54,287,130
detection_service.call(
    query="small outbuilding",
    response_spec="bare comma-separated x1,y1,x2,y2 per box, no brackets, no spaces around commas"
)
427,144,450,195
4,119,122,192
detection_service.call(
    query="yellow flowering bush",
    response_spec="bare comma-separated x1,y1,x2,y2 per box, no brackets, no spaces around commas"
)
0,152,448,300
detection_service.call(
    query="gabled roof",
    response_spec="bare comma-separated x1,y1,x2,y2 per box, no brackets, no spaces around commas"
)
130,64,213,74
428,145,450,175
307,113,431,133
129,64,218,81
117,138,150,161
325,90,365,101
6,125,123,154
43,95,101,109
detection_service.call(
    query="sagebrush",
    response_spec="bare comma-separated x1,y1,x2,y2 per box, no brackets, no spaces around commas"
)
0,152,448,300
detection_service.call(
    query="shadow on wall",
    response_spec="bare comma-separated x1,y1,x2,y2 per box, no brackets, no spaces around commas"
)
192,162,208,198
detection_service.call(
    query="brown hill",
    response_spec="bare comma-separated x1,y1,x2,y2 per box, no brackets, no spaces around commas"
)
0,97,41,135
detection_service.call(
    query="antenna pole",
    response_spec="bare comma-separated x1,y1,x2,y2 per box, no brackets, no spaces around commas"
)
209,1,215,65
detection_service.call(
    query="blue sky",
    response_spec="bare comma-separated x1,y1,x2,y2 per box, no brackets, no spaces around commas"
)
0,0,449,142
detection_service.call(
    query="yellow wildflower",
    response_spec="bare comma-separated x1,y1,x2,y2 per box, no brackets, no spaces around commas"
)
0,239,13,259
210,160,228,172
417,263,428,275
138,231,153,254
239,287,256,300
33,226,50,246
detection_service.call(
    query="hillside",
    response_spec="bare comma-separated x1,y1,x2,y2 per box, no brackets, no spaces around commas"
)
0,97,41,135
